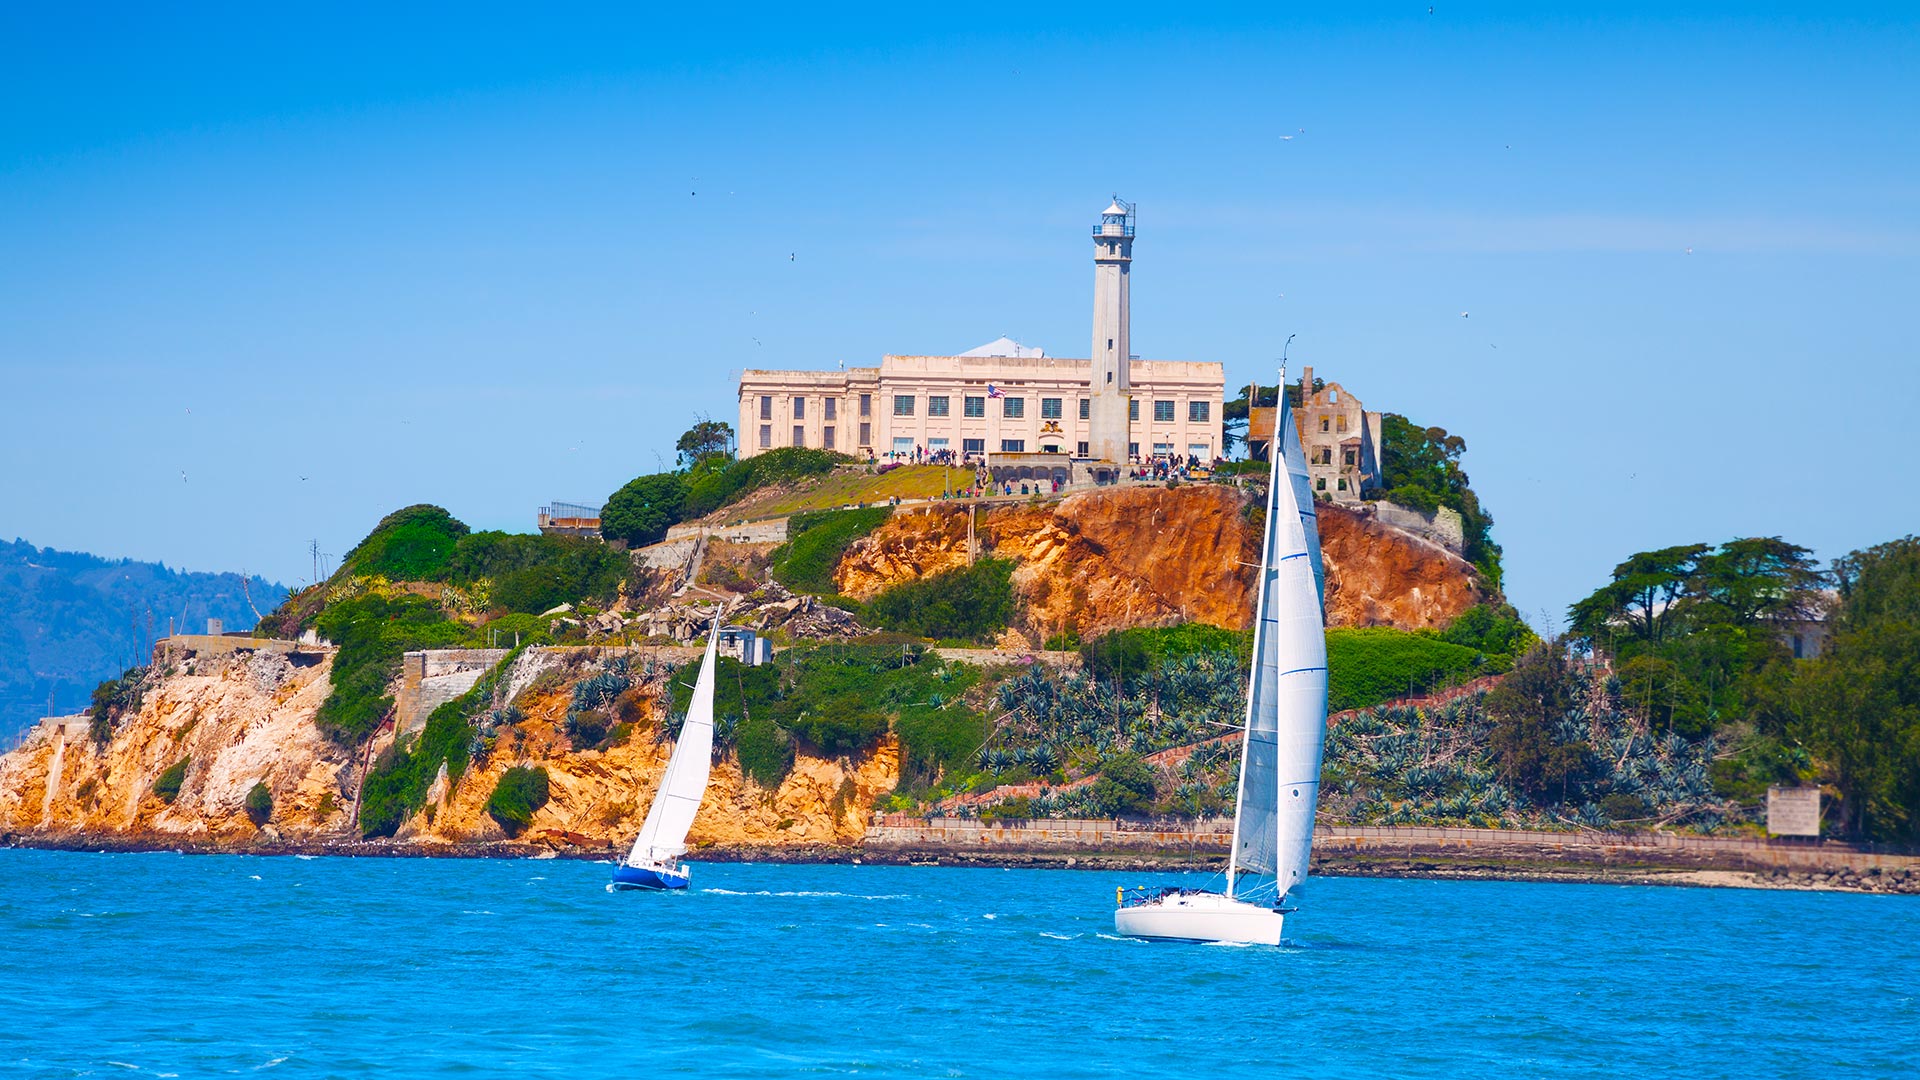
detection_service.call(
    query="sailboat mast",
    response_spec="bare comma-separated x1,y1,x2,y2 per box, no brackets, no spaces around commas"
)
1225,367,1287,900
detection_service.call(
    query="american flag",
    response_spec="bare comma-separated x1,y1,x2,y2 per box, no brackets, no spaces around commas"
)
986,384,1005,398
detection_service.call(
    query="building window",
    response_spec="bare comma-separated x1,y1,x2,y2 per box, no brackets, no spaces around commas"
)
1042,444,1061,453
1041,397,1063,419
1003,397,1025,419
1079,398,1090,420
823,426,835,450
1337,414,1348,433
1320,417,1330,433
963,395,985,418
892,437,914,455
860,393,872,417
1000,439,1025,452
1153,400,1174,422
928,395,950,417
928,438,949,452
759,424,772,448
1329,390,1339,404
894,395,915,417
1153,442,1174,455
1128,442,1139,457
1337,478,1348,491
1188,401,1210,422
825,399,837,421
859,422,872,446
1128,400,1139,421
760,395,773,421
792,425,805,447
1343,448,1356,466
1188,442,1210,458
1316,477,1327,490
1315,447,1332,465
963,438,985,454
793,396,806,420
1077,441,1089,456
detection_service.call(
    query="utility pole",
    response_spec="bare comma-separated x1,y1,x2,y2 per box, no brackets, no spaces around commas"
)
310,539,321,588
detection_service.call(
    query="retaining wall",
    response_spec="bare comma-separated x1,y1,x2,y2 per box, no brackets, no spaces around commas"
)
395,648,510,738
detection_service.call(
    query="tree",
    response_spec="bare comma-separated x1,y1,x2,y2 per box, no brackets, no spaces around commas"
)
1090,751,1158,817
1787,536,1920,840
1690,537,1825,628
1568,544,1710,647
1483,643,1588,801
676,419,735,467
601,472,688,548
245,781,273,824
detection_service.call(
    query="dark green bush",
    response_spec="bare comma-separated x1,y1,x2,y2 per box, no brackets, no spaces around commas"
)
1089,751,1157,817
245,781,273,824
153,758,189,803
341,505,469,581
862,558,1015,642
486,766,552,836
734,714,796,786
770,507,892,595
450,532,628,611
1325,627,1484,712
602,472,688,547
784,695,889,755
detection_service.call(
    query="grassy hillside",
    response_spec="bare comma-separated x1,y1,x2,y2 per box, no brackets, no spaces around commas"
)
706,464,974,522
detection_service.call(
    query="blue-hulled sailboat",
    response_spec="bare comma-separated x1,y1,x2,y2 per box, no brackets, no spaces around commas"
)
612,617,720,891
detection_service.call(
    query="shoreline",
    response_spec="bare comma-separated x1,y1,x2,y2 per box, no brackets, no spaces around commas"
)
7,832,1915,896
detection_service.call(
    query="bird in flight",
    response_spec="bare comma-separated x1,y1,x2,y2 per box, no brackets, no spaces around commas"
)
180,471,187,483
1460,311,1470,318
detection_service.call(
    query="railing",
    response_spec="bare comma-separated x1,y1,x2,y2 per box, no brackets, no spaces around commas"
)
1093,224,1136,238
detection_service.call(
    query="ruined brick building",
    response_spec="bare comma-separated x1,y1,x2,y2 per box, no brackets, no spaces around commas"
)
1247,365,1384,504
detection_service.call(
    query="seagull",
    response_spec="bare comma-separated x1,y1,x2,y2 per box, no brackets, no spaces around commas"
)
1685,246,1694,255
299,475,309,481
1280,135,1295,141
180,471,187,483
1460,311,1470,318
789,253,796,261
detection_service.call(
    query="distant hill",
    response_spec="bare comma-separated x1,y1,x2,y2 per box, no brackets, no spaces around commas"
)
0,539,288,739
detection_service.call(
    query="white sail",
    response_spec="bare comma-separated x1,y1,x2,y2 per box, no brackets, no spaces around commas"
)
1228,374,1330,900
626,620,720,867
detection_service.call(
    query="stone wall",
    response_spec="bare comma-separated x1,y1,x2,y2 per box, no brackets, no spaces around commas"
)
394,649,510,739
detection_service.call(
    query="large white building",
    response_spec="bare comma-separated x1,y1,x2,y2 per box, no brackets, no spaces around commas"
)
737,199,1224,467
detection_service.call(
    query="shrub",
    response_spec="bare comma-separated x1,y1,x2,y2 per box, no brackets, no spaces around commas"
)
863,558,1016,642
245,781,273,824
785,697,889,755
451,531,629,612
358,650,518,836
602,472,688,548
153,758,189,803
1081,624,1249,689
1325,627,1484,712
486,766,552,836
1089,751,1157,817
770,507,892,595
1439,604,1538,663
313,593,469,744
735,714,795,786
341,505,469,581
681,447,848,519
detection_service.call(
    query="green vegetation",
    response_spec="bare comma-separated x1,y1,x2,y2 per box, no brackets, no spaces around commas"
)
153,758,189,803
87,666,149,745
681,446,848,519
448,532,629,614
1324,627,1485,712
770,507,893,595
862,559,1015,642
1782,537,1920,840
245,781,273,824
1438,604,1538,671
1079,624,1249,689
359,650,520,837
341,505,470,580
1088,750,1157,817
1379,413,1502,588
676,419,735,467
312,592,469,744
671,645,984,791
486,766,552,836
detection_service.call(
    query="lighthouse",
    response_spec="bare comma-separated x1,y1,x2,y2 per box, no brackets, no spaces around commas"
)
1087,196,1134,464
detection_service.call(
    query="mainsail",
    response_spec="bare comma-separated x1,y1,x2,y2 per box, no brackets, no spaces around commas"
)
1228,374,1330,900
626,619,719,868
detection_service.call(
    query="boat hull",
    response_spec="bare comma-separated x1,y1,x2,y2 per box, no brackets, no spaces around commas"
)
1114,891,1284,946
610,862,690,891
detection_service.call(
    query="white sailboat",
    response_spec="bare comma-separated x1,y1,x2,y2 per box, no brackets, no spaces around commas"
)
612,617,720,891
1114,370,1329,945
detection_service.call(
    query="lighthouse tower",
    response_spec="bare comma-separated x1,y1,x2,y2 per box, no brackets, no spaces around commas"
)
1087,197,1135,464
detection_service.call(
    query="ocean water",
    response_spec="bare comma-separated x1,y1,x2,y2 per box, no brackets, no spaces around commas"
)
1,850,1914,1078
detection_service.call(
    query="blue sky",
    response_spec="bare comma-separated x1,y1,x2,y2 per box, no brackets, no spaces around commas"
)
2,4,1915,628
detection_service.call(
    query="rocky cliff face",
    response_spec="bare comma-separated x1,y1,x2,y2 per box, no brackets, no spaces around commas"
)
0,647,893,851
836,485,1488,637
